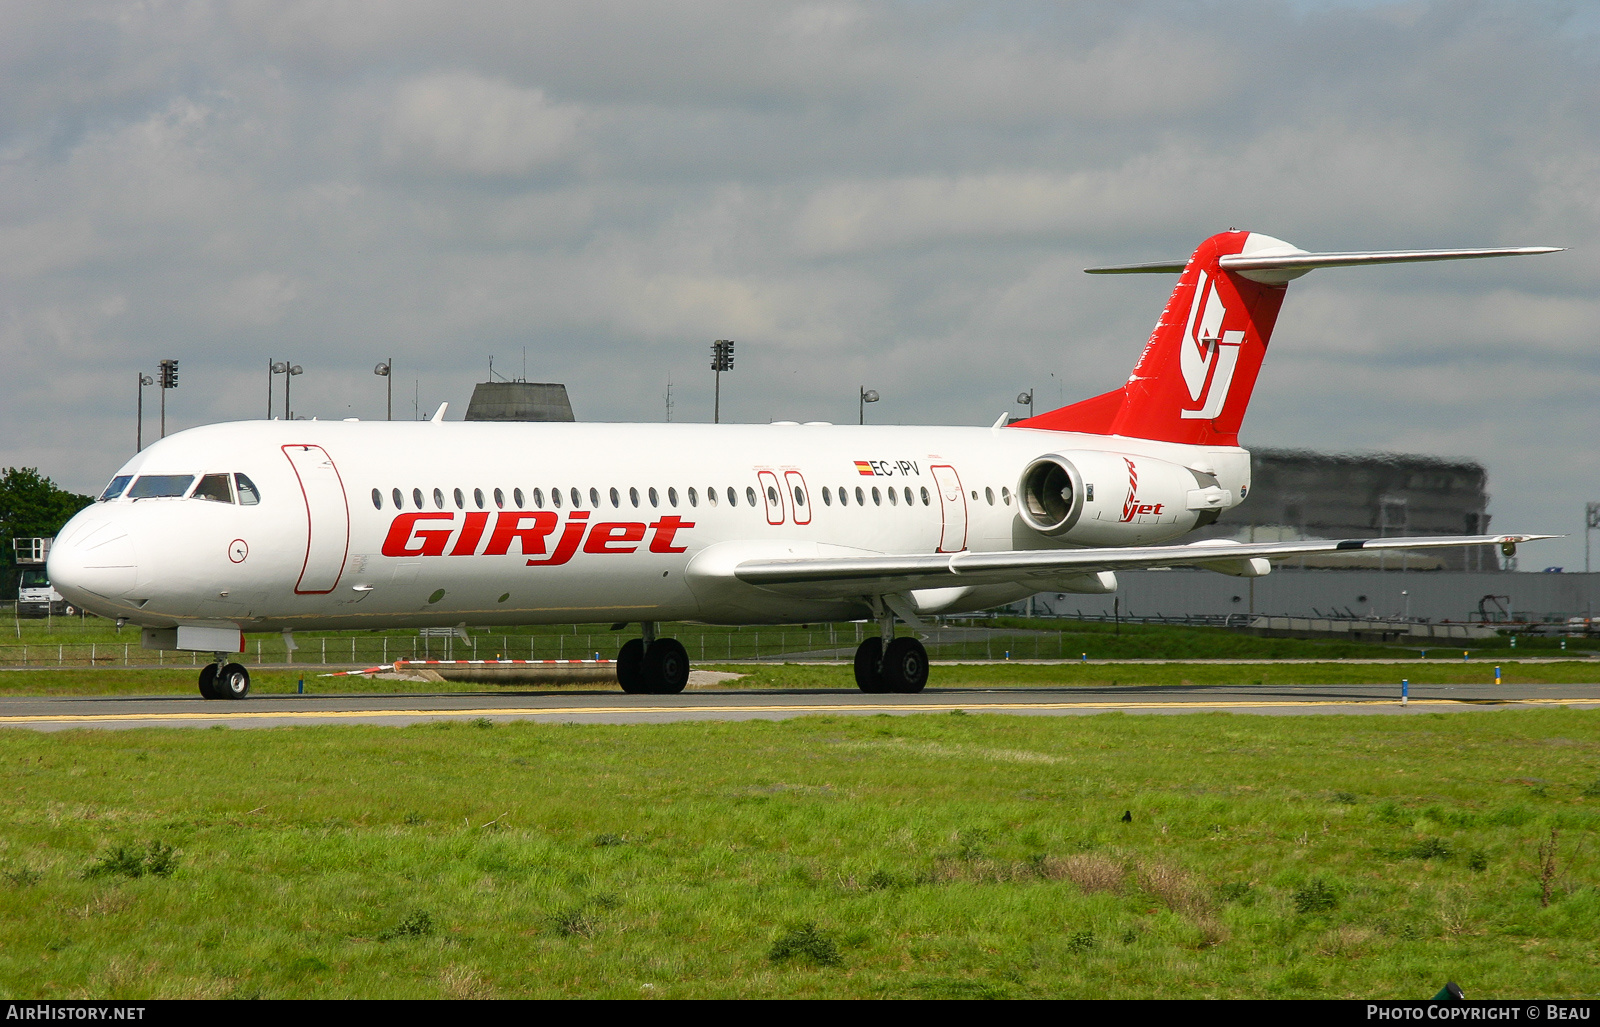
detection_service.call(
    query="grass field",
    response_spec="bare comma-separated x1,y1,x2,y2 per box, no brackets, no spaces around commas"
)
0,709,1596,998
1,659,1598,697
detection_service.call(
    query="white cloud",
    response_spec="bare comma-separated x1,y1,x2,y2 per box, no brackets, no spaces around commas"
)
384,73,582,177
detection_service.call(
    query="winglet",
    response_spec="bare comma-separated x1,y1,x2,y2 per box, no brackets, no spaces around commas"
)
430,402,449,423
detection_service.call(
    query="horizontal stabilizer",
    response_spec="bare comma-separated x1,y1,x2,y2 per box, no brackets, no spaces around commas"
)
1088,245,1561,283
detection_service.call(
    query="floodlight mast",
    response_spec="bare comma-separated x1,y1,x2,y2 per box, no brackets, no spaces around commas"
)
710,340,734,423
375,359,392,420
859,386,879,425
157,359,179,438
135,372,153,452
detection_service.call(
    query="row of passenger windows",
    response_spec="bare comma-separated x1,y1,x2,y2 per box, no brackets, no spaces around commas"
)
99,473,262,505
372,481,1015,512
377,484,768,512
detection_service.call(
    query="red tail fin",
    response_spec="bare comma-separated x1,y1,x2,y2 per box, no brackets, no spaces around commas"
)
1016,231,1289,446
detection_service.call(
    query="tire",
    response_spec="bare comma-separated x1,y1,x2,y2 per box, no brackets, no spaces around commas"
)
883,637,929,694
642,638,690,695
215,663,251,699
198,663,219,700
617,638,646,693
853,637,891,693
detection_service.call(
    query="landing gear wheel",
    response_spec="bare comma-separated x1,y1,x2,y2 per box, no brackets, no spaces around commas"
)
617,638,647,693
883,637,929,694
642,638,690,695
853,637,891,693
198,663,220,700
215,663,251,700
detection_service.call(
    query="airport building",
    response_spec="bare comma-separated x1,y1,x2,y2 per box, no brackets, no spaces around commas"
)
1018,449,1595,626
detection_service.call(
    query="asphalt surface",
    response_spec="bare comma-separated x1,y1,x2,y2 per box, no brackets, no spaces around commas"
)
1,682,1597,730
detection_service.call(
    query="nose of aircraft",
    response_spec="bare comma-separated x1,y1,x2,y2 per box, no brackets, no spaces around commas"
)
47,512,138,612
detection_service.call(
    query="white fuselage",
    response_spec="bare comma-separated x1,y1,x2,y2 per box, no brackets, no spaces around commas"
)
49,419,1251,632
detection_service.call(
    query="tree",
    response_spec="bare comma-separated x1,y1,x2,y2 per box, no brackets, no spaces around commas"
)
0,468,95,592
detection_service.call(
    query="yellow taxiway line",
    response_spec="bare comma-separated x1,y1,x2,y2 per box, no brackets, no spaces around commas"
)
0,696,1597,725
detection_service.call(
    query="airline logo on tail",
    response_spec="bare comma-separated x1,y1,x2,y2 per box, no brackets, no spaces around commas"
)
1178,270,1246,420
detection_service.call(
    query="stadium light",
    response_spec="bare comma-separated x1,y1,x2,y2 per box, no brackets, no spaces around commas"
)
1017,390,1034,418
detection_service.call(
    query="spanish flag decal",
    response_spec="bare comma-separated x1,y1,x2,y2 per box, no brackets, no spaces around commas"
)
854,461,874,476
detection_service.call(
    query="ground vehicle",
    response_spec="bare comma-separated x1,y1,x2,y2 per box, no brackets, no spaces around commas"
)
14,538,69,617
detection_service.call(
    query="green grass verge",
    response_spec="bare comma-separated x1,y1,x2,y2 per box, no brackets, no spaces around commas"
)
0,711,1597,998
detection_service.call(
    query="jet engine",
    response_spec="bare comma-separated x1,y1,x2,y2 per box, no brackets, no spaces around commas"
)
1016,451,1236,547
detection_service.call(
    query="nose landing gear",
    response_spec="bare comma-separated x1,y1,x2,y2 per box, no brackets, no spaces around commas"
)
199,655,251,700
616,622,690,695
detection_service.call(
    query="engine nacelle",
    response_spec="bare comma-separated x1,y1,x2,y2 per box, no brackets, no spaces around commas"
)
1017,450,1234,547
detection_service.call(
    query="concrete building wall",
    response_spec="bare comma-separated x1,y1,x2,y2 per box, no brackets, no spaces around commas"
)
1028,570,1598,624
1195,449,1498,572
464,382,575,422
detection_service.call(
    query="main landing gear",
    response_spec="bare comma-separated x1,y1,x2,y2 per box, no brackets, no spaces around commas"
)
853,605,928,694
616,622,690,695
198,655,251,700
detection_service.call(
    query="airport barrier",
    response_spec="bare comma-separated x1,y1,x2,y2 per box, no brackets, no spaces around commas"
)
1,627,1142,668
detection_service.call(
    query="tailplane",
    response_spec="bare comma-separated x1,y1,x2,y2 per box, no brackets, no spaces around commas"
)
1014,232,1559,446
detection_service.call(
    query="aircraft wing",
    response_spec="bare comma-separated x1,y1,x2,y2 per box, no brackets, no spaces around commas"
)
732,534,1554,599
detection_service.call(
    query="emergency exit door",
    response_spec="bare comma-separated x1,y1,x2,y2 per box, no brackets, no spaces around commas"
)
930,464,967,553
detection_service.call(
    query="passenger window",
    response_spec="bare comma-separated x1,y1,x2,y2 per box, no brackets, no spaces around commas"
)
822,487,831,506
513,488,524,508
855,486,864,505
532,487,544,508
903,487,912,505
193,473,233,504
766,486,778,506
492,488,504,509
552,488,563,508
668,487,678,507
590,487,600,507
99,475,132,502
727,487,737,507
453,488,465,509
630,487,640,508
872,487,881,506
128,475,195,499
571,487,582,508
706,487,717,507
433,488,445,509
1001,486,1011,505
920,486,930,506
475,488,486,509
688,487,698,507
745,486,757,506
986,487,994,505
412,488,424,508
795,486,806,507
610,487,621,508
648,487,659,508
371,488,382,510
392,488,404,509
887,487,897,506
235,474,261,506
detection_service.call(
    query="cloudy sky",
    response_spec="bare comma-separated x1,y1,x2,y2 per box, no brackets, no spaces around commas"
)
3,0,1598,567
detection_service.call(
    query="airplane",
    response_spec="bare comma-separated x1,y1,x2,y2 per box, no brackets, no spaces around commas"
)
46,230,1560,701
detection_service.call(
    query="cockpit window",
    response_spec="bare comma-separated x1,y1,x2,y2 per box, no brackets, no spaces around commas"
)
128,474,195,499
192,473,234,504
235,473,261,506
99,475,132,502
